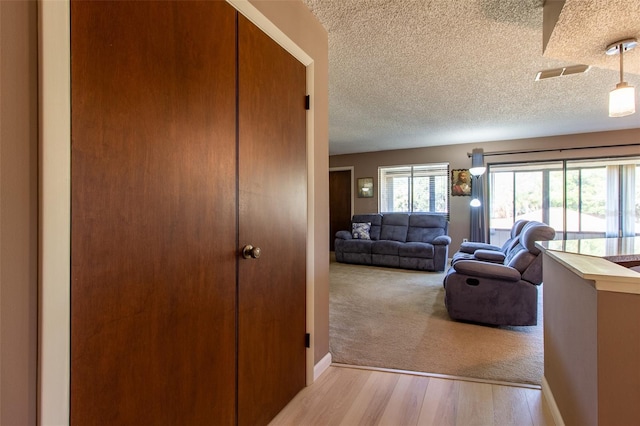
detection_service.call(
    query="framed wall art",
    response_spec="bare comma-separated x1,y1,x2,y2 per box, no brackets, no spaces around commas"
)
357,177,374,198
451,169,472,196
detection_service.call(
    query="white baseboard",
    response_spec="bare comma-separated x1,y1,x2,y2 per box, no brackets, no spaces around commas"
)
542,376,565,426
313,352,332,381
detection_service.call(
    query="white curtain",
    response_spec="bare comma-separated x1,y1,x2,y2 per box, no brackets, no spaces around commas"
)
606,164,637,237
606,165,619,238
622,165,636,237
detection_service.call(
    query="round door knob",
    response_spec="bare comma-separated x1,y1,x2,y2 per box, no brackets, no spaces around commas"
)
242,245,261,259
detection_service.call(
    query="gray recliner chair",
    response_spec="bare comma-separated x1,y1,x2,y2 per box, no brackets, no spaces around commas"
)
443,221,556,326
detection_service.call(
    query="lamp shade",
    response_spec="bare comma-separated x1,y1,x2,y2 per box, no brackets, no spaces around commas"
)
609,82,635,117
470,198,481,207
469,165,486,176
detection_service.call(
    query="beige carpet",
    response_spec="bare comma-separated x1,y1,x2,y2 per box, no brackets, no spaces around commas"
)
329,257,543,385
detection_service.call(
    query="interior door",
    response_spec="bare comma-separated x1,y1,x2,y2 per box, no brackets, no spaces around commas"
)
237,15,308,426
70,2,237,423
329,170,352,250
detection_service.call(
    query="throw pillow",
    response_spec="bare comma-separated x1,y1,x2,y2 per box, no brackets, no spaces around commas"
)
352,222,371,240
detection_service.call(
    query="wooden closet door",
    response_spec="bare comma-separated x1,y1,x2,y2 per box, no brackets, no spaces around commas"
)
329,170,352,251
70,2,237,424
237,15,308,426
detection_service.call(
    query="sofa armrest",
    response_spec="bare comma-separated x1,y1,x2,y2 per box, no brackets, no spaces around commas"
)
473,249,505,263
432,235,451,245
335,230,352,240
459,241,500,254
452,260,521,282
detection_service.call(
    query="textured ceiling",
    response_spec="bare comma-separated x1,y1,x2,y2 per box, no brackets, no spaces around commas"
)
301,0,640,155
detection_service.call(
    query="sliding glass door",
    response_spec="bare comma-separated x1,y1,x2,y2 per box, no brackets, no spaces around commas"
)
488,156,640,245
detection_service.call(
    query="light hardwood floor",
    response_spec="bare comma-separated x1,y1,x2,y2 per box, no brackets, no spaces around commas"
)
270,365,555,426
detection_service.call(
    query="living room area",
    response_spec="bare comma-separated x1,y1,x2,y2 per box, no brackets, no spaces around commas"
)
314,0,640,423
323,133,640,425
329,130,639,369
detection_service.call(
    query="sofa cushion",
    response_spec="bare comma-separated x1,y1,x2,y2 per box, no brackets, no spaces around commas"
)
338,239,373,254
372,254,400,268
399,242,434,258
399,257,434,271
342,252,373,265
372,240,403,255
409,213,447,229
407,214,447,242
351,222,371,239
407,227,445,243
380,213,409,242
352,214,382,240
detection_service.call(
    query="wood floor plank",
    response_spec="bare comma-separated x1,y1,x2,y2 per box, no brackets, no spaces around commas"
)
492,385,533,426
379,374,430,426
416,377,459,426
270,366,370,425
340,370,399,425
270,366,555,426
268,366,339,425
456,381,494,425
523,387,555,426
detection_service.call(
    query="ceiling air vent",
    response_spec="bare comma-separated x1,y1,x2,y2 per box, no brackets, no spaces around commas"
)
535,64,590,81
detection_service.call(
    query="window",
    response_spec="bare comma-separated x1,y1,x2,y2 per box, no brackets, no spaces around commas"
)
379,163,449,216
488,156,640,245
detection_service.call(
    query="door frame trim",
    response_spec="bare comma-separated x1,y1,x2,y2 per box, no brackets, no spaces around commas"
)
38,1,318,423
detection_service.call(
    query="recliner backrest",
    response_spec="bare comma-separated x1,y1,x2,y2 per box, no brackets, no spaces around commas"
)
500,219,529,254
504,221,556,284
504,220,538,259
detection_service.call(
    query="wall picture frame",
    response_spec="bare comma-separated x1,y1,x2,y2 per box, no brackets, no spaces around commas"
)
357,177,374,198
451,169,472,196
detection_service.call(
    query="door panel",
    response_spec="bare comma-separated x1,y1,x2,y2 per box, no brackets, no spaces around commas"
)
70,2,237,424
237,15,307,426
329,170,352,250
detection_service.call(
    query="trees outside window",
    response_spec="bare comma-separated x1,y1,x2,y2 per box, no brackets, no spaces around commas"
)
488,157,639,245
379,164,449,216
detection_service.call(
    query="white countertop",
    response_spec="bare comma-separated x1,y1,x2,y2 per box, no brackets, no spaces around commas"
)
538,238,640,294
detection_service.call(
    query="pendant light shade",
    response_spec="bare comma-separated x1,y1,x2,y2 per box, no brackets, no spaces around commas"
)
606,38,637,118
609,82,636,117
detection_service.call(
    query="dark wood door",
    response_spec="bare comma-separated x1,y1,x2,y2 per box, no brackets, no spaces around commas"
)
70,2,237,424
237,15,307,426
329,170,352,250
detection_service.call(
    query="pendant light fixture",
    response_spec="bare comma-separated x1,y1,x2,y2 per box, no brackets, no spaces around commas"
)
606,38,637,118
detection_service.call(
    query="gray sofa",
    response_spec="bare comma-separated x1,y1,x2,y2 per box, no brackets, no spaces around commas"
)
443,221,556,326
334,213,451,272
